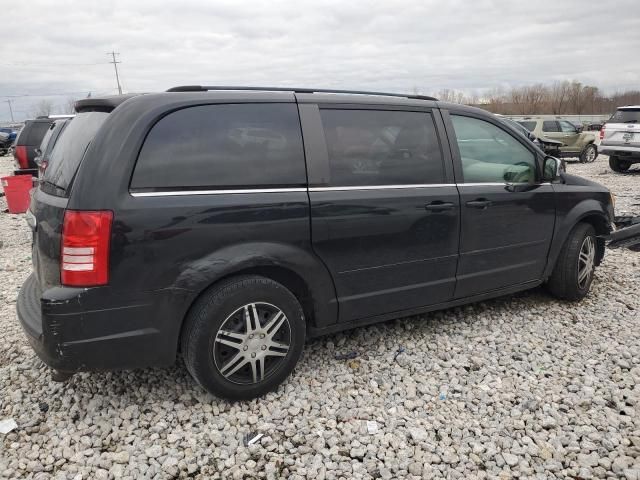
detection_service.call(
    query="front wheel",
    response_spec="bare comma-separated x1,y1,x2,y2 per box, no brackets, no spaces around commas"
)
609,156,631,173
546,223,597,301
181,275,305,400
580,144,598,163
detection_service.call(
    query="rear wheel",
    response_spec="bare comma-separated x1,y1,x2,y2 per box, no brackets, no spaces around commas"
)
547,223,597,301
609,156,631,173
580,144,598,163
181,275,305,400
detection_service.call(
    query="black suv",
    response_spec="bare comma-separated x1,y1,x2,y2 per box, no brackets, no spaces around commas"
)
13,116,74,175
18,87,615,400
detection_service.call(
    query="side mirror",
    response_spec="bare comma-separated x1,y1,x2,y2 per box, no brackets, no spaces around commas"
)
576,125,583,133
543,156,562,181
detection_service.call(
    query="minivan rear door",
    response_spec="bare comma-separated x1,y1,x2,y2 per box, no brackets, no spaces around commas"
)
30,112,109,290
299,99,460,322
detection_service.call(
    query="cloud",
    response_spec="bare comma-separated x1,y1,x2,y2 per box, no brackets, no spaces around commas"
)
1,0,639,121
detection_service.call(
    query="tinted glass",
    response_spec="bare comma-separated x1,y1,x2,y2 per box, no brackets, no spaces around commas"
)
559,120,577,133
319,109,444,186
451,115,536,183
518,121,536,131
131,104,305,190
542,121,560,132
37,124,56,155
26,121,51,146
42,112,108,196
609,108,640,123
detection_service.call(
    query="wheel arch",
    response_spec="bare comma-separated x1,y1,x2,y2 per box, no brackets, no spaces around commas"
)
173,242,338,354
545,203,612,278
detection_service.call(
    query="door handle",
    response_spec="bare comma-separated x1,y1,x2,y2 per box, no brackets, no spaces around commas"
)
425,202,455,212
466,199,492,209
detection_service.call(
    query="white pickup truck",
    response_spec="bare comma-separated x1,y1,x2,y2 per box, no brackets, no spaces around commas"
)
600,106,640,172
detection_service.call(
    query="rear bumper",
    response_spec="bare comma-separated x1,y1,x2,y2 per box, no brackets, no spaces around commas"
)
599,144,640,157
17,274,192,372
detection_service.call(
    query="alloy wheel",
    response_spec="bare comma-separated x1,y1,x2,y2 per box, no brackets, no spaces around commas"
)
577,236,595,289
213,303,291,385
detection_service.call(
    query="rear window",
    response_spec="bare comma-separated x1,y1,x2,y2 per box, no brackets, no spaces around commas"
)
609,108,640,123
542,121,559,132
131,103,305,190
518,121,536,131
25,121,52,146
41,112,108,196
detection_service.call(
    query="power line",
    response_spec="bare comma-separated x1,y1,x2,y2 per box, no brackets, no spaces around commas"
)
0,89,117,99
0,62,105,67
107,51,123,95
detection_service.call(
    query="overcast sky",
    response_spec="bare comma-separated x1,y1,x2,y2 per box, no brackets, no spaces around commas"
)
1,0,639,121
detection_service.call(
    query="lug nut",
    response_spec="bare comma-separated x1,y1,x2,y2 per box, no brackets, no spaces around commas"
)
261,345,266,350
249,334,254,339
243,346,248,351
260,334,265,338
251,353,256,358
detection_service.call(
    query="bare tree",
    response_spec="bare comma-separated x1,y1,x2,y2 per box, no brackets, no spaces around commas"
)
549,81,570,114
523,84,548,114
510,87,528,114
64,97,78,114
30,99,54,118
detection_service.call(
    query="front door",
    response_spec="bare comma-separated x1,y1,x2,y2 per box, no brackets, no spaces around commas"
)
300,103,460,322
446,112,556,298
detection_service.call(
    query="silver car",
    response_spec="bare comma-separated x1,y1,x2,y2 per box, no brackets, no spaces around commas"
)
600,106,640,172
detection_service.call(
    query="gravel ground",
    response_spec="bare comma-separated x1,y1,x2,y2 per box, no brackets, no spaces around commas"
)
0,152,639,480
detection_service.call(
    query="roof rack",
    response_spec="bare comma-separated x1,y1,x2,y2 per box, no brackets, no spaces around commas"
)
166,85,437,101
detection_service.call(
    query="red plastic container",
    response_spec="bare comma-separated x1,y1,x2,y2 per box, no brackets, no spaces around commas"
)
1,175,34,214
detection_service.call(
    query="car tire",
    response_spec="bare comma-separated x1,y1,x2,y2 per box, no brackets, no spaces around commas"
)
546,223,597,301
181,275,306,400
609,156,631,173
579,144,598,163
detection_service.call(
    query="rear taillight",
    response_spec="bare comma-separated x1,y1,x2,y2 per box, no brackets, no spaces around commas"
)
14,145,28,169
599,128,605,140
61,210,113,286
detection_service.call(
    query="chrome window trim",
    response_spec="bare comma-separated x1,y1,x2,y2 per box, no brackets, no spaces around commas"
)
130,187,307,197
129,182,551,197
309,184,455,192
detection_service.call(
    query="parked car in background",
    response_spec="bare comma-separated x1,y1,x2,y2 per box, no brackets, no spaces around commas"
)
13,115,73,175
34,118,72,176
0,127,17,156
518,117,598,163
18,87,615,400
501,118,564,158
599,106,640,173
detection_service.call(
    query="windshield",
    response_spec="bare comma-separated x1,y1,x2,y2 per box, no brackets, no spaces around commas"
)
518,121,537,131
41,112,108,196
609,108,640,123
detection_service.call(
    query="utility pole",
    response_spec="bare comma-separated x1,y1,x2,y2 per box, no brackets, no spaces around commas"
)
107,51,123,95
5,99,14,122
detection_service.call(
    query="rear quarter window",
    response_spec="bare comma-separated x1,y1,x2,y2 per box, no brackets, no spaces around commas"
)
131,103,306,190
41,112,109,196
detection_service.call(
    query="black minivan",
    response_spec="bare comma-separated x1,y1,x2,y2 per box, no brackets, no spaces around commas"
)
18,87,615,400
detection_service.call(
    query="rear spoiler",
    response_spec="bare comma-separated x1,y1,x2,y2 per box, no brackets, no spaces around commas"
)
74,94,140,113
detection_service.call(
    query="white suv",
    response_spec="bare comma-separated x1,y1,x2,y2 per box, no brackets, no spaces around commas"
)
600,106,640,172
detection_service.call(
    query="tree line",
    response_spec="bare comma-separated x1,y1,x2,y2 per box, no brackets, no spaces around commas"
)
431,81,640,116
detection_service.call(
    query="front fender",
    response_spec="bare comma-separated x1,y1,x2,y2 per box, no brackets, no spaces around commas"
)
544,198,611,278
173,241,338,328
